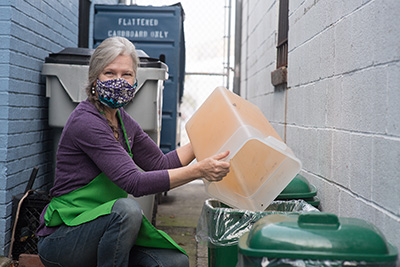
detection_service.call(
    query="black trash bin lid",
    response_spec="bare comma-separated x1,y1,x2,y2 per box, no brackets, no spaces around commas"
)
238,213,398,262
45,48,166,69
137,50,166,69
45,47,94,65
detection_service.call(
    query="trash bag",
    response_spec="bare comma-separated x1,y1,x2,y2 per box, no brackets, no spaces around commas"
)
196,199,318,247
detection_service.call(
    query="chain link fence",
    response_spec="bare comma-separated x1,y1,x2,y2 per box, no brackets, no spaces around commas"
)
133,0,234,145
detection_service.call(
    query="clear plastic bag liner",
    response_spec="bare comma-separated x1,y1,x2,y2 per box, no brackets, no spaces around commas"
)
196,199,318,246
237,256,396,267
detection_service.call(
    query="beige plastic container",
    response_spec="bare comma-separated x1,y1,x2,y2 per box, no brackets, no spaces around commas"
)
186,87,302,211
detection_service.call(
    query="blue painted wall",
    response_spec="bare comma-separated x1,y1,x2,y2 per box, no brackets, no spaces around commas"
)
0,0,117,256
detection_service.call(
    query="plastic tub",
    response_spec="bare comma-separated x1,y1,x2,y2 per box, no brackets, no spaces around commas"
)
186,87,302,211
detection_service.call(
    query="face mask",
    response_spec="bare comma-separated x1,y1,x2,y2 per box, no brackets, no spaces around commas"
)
96,78,138,109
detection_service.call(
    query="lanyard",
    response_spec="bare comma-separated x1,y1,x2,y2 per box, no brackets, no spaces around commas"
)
117,110,133,157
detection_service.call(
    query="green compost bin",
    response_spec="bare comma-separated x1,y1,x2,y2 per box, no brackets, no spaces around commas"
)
275,174,320,208
238,212,398,267
196,199,318,267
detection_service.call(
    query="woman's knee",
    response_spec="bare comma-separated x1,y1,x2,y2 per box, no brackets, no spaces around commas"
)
129,247,189,267
173,253,189,267
112,198,143,225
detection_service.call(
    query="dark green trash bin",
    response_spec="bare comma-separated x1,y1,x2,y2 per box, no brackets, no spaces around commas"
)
196,199,318,267
275,174,320,208
238,213,398,266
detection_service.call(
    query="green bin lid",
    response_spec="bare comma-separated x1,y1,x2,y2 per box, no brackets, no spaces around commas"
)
238,213,398,262
276,174,317,199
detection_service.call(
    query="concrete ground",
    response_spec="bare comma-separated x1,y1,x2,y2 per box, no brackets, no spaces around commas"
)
0,257,11,267
156,180,210,267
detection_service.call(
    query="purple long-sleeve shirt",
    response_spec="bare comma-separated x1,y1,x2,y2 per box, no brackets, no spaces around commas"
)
37,100,182,236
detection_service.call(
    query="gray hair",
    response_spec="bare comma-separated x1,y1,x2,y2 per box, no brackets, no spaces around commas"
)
86,36,139,98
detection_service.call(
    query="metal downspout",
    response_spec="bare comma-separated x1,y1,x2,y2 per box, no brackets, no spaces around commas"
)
233,0,242,95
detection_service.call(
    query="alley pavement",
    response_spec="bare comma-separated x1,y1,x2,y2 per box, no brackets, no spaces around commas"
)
156,180,210,267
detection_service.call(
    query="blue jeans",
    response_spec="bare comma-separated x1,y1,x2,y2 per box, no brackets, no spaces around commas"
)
37,198,189,267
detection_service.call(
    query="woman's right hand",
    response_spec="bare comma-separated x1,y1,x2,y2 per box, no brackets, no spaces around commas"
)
168,150,231,189
198,151,231,182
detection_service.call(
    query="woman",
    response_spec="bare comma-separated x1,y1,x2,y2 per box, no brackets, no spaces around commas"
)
36,36,230,267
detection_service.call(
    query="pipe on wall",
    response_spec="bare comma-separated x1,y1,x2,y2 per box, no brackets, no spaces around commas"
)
233,0,242,95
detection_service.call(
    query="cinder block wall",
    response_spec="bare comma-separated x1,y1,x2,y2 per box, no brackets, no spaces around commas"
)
242,0,400,257
0,0,79,256
240,1,286,138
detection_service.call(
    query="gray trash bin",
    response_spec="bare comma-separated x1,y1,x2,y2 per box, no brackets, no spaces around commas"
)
42,47,168,222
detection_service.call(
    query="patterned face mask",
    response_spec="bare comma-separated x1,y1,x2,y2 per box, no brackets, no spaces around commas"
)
96,78,138,109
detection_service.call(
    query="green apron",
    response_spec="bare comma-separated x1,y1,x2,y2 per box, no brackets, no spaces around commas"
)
44,110,186,256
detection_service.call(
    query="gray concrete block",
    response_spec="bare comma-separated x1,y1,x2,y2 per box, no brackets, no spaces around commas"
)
248,94,271,120
307,36,323,83
304,82,327,128
318,27,335,79
285,125,303,160
340,67,386,133
307,174,340,215
332,0,364,23
348,4,376,69
326,77,343,128
246,68,273,99
269,90,286,124
316,129,333,179
331,130,352,187
357,199,378,226
371,0,400,65
289,0,323,50
320,183,341,215
289,0,305,15
286,86,305,126
338,189,362,218
299,127,319,172
287,50,299,86
349,134,373,199
292,43,319,86
386,62,400,137
334,15,355,75
372,136,400,215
